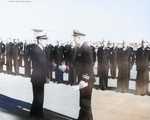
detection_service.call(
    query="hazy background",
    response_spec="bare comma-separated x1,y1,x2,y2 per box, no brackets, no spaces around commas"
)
0,0,150,45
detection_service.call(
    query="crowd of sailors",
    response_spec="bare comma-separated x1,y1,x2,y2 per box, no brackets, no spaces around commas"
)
0,39,149,96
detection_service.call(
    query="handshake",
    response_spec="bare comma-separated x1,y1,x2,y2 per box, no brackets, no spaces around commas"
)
58,64,69,73
52,62,69,72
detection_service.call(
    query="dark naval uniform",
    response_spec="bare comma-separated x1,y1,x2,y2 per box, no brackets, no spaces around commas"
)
6,42,14,74
68,46,78,85
18,42,24,67
97,46,110,90
45,44,55,81
73,30,95,120
90,45,96,64
109,46,118,79
13,42,19,75
0,42,5,72
64,44,72,66
24,42,31,77
76,42,95,120
29,41,56,118
136,47,150,95
53,45,64,83
117,47,132,93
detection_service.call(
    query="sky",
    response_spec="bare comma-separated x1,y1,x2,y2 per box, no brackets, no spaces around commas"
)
0,0,150,45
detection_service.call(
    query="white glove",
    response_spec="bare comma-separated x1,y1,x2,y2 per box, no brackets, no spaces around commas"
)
73,81,88,91
79,80,88,89
58,64,67,72
72,85,80,91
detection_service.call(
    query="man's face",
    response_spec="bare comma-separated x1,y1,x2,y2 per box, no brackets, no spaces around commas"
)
74,36,80,46
122,42,126,48
113,43,116,47
39,39,48,47
142,41,146,48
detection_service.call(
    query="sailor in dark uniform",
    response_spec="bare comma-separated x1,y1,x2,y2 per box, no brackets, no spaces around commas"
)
117,42,133,93
68,45,78,85
72,30,95,120
45,44,55,81
0,41,5,72
13,39,19,75
28,33,68,119
6,40,14,74
24,40,31,77
18,41,24,67
136,40,150,95
53,42,64,83
97,42,110,90
109,42,118,79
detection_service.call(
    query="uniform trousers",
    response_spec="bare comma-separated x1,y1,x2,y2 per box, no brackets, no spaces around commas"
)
55,67,63,83
0,57,4,72
118,62,129,93
68,68,77,85
13,55,19,75
24,60,31,77
30,83,44,119
99,64,108,90
6,54,12,74
110,63,116,79
136,66,149,95
78,83,93,120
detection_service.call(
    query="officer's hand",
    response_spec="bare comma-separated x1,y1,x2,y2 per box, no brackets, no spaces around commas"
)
79,81,88,89
130,65,132,70
52,62,57,71
65,66,70,73
58,64,67,72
